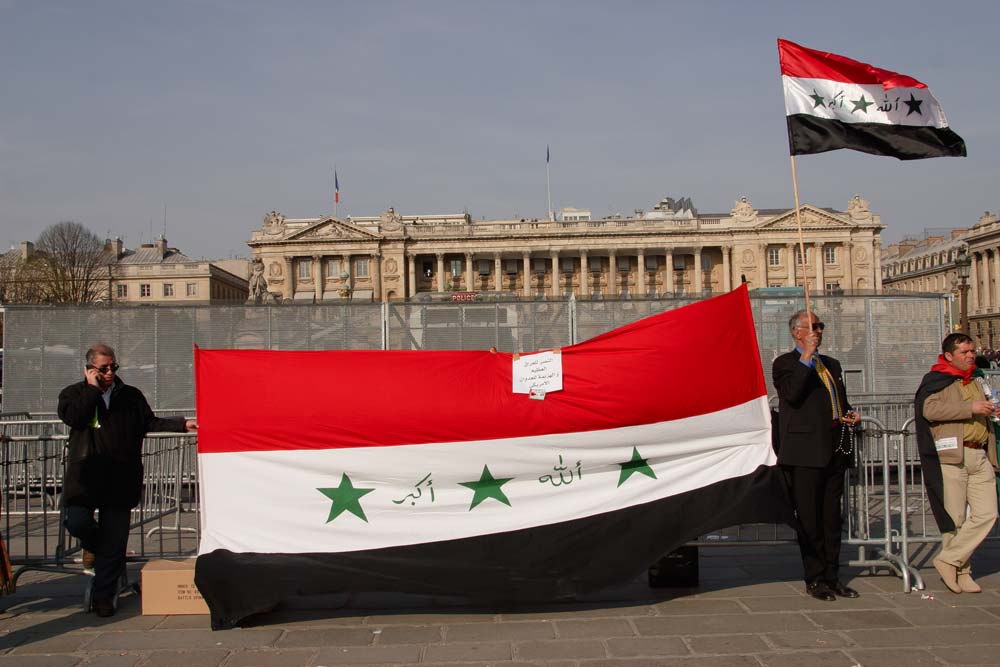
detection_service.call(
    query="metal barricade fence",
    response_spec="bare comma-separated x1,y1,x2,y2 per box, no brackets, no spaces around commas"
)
0,431,199,586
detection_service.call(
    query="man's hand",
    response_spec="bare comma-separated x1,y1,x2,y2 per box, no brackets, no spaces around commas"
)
799,332,820,361
84,367,102,388
971,400,995,416
842,410,861,426
185,420,199,432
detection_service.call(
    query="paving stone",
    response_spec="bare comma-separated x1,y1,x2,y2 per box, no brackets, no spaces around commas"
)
741,594,887,612
420,662,574,667
554,618,635,638
515,639,607,660
651,599,747,615
805,609,910,630
499,604,656,621
605,636,689,657
845,647,943,666
895,606,1000,627
579,656,761,667
686,634,770,654
86,628,282,650
845,626,1000,648
929,644,1000,664
757,650,856,667
366,611,497,625
221,648,318,666
882,590,1000,607
372,624,443,644
422,641,512,662
683,581,803,598
274,627,376,648
634,612,814,636
445,620,555,642
0,656,81,666
312,644,422,664
765,630,851,649
77,653,144,667
138,649,228,667
10,631,94,654
151,615,215,629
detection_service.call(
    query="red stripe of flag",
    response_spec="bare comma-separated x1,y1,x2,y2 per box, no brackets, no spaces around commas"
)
778,39,926,90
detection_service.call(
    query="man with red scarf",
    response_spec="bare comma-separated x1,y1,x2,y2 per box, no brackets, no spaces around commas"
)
915,333,999,594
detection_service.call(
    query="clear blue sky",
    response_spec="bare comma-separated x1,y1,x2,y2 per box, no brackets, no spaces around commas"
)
2,1,997,259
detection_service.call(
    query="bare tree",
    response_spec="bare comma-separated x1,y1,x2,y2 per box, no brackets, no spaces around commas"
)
0,246,48,304
33,222,108,304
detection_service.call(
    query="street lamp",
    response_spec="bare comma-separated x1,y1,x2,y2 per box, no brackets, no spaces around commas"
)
955,245,972,334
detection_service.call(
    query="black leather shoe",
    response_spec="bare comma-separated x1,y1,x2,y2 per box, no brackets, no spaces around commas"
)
828,581,860,598
93,598,115,617
806,581,836,601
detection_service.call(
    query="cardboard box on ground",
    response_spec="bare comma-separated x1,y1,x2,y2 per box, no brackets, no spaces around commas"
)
141,559,209,615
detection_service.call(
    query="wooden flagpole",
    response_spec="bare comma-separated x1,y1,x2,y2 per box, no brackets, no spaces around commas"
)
789,154,812,320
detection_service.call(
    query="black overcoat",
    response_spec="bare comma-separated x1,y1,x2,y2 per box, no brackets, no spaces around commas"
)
57,378,186,509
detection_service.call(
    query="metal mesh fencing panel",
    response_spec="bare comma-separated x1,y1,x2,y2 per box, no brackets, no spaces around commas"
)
1,294,948,413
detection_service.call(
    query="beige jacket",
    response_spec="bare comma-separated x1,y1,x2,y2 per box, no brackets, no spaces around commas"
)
922,379,1000,468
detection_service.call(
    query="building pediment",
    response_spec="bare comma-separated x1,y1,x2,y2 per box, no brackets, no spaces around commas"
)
285,218,382,242
754,205,852,231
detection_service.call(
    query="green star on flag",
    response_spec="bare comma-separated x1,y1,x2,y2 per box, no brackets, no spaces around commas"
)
459,465,514,510
850,95,873,114
808,90,826,108
618,446,656,487
318,473,375,523
903,93,923,116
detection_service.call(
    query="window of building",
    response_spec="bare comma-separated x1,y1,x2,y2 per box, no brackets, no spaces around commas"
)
673,256,686,271
355,258,369,278
618,257,631,272
702,256,713,271
504,260,518,275
768,247,781,266
478,260,491,276
423,261,434,278
449,259,462,278
769,283,783,288
163,283,174,297
186,282,198,297
825,281,841,292
116,284,127,299
327,258,341,276
588,256,602,272
140,284,151,298
561,258,574,273
298,259,312,279
646,256,658,271
795,247,808,265
533,258,547,274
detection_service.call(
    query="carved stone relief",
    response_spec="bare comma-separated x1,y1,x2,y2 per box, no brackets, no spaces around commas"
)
269,262,282,276
854,248,868,263
741,249,755,265
731,196,757,223
384,258,398,275
263,211,286,235
847,195,872,221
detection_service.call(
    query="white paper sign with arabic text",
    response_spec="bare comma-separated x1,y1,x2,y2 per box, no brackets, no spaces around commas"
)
512,351,563,395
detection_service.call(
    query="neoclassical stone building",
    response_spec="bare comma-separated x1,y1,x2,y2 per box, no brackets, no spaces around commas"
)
246,195,884,302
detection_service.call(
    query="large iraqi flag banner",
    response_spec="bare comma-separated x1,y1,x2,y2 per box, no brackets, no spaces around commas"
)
779,38,966,160
194,286,792,629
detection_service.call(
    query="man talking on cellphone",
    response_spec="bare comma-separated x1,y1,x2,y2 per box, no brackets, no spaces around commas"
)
57,343,197,617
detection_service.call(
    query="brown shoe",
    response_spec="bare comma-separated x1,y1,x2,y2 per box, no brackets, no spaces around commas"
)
957,573,982,593
93,597,115,617
934,558,961,594
82,549,96,570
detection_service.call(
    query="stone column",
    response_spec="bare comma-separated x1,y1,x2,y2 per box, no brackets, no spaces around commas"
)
993,249,1000,310
637,250,646,295
547,251,558,298
843,242,854,293
665,249,675,293
786,243,796,287
408,252,417,298
465,252,474,292
694,247,704,294
580,249,589,296
371,252,382,302
722,246,732,292
873,239,883,294
313,254,323,302
284,257,294,300
758,244,767,288
608,251,617,297
494,253,502,292
522,253,531,297
436,253,446,293
815,242,825,292
971,252,979,312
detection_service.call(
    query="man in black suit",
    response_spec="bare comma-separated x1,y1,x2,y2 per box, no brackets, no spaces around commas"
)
773,310,861,601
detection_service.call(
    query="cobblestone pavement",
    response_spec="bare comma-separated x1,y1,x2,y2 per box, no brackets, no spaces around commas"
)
1,543,998,666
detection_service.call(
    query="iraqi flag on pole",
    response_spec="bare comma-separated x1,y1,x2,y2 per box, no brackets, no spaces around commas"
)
778,38,966,160
194,286,793,629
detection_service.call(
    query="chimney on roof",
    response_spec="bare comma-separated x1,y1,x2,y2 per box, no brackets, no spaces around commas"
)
103,237,124,259
951,229,968,240
897,239,917,255
20,240,34,260
154,236,168,258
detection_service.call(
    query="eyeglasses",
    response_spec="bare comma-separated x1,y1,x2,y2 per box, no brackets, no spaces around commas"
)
796,323,825,332
87,364,119,374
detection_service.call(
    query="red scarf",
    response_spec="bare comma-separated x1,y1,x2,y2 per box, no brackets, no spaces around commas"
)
930,354,974,384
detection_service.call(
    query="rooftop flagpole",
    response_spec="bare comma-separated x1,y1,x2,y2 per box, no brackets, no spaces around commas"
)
546,145,553,222
334,167,340,219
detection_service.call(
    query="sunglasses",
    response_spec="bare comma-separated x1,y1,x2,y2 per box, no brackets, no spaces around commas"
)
87,364,120,374
797,323,825,332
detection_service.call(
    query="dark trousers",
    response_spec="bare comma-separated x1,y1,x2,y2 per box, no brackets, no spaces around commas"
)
64,505,131,601
784,461,847,585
